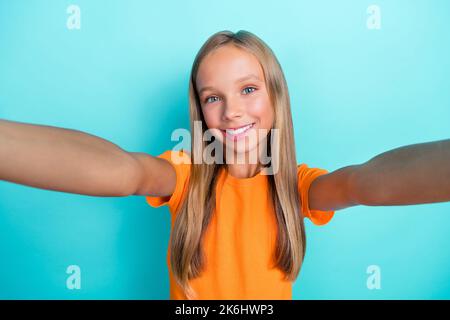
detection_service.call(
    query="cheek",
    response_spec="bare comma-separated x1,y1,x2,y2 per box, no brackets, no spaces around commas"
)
247,96,273,128
202,108,220,128
201,108,225,142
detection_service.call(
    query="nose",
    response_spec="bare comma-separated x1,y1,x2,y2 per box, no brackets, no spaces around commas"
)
222,97,243,121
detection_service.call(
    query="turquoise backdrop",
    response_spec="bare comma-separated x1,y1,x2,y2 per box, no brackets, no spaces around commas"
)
0,0,449,299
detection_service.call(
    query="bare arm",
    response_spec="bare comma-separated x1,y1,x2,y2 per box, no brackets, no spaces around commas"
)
128,151,176,197
308,165,359,211
351,139,450,206
0,119,176,197
308,139,450,211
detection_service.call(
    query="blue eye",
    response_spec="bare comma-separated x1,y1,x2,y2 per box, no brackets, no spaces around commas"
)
204,87,256,104
243,86,256,94
205,96,219,104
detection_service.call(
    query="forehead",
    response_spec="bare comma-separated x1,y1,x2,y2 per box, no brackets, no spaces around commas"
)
196,45,265,91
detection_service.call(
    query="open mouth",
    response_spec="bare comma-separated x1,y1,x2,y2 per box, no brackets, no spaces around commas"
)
221,123,255,141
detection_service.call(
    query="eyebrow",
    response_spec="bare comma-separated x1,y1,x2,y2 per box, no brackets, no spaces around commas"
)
198,74,262,96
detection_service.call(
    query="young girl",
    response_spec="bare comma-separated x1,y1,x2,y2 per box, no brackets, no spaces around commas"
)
0,30,449,300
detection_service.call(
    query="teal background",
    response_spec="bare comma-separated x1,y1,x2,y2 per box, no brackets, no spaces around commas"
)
0,0,449,299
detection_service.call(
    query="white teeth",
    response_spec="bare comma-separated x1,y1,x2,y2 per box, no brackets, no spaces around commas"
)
226,123,253,135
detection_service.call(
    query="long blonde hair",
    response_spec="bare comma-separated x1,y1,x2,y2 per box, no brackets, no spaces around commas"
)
170,30,306,299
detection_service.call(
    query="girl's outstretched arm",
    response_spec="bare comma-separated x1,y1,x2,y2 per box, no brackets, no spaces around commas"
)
0,119,176,198
309,139,450,211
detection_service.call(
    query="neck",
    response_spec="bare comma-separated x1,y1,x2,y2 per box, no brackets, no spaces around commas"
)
223,140,268,179
226,162,262,179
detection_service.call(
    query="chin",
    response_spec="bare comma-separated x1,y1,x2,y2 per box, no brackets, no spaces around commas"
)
226,141,260,156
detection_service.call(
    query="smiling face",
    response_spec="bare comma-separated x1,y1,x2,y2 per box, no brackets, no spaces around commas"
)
196,44,274,157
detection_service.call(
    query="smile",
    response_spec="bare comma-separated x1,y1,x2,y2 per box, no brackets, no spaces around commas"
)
221,123,255,141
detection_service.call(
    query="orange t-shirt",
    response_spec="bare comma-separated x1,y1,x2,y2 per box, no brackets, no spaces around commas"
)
146,150,335,300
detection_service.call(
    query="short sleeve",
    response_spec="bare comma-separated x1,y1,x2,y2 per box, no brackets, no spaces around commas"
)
145,149,191,215
297,163,335,226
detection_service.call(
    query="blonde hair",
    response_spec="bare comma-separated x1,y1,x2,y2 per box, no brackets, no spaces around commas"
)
170,30,306,299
